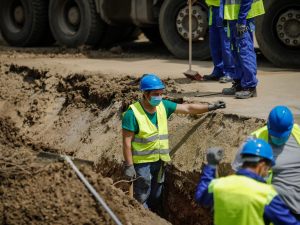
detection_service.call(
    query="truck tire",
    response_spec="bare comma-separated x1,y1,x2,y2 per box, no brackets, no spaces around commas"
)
99,25,138,47
142,26,163,44
49,0,105,47
255,0,300,68
159,0,210,59
0,0,53,46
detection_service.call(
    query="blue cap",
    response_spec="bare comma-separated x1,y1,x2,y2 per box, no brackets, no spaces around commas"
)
241,138,275,166
140,74,165,91
267,106,294,138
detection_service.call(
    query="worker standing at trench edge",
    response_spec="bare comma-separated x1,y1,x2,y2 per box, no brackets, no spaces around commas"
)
122,73,226,215
221,0,265,98
195,139,300,225
201,0,235,83
232,105,300,220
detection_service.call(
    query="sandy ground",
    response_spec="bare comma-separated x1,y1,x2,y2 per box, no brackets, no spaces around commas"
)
0,43,299,122
0,41,299,224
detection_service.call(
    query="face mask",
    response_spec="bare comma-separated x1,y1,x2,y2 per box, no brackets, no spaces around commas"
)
148,96,162,107
270,135,289,146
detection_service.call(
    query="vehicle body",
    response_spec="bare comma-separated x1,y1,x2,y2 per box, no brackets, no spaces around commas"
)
0,0,299,67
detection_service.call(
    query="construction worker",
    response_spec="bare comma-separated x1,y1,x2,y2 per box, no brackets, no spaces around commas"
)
232,105,300,219
221,0,265,98
195,139,300,225
122,73,226,214
202,0,235,83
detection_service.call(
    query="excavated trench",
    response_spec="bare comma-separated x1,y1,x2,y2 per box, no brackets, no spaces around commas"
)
0,64,266,224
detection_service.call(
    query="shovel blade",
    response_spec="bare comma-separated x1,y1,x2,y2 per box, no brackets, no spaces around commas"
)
183,70,203,81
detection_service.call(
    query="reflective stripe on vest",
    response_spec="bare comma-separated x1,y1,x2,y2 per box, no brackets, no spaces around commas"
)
205,0,220,7
129,101,171,164
133,134,168,143
208,175,277,225
251,124,300,145
224,0,265,20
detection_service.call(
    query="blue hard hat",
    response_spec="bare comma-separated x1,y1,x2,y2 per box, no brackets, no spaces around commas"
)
267,106,294,138
241,138,275,166
140,74,165,91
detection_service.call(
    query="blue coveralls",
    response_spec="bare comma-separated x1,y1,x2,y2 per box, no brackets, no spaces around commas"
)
228,0,258,88
195,165,300,225
209,2,235,78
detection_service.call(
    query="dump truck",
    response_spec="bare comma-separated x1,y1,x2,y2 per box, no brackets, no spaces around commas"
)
0,0,299,67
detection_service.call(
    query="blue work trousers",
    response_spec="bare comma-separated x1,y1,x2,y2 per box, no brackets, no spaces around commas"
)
134,160,164,214
209,6,235,77
228,20,258,88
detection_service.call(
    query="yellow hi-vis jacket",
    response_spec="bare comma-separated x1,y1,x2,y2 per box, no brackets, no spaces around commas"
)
251,124,300,145
129,101,171,164
208,175,277,225
224,0,265,20
205,0,220,7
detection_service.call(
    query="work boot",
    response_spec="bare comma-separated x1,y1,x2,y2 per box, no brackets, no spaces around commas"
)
222,80,242,95
219,75,233,83
235,88,257,99
203,74,220,81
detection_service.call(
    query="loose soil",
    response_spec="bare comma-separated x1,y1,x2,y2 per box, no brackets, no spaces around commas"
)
0,58,265,225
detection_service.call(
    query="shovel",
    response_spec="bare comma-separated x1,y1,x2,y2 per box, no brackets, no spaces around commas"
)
183,0,202,81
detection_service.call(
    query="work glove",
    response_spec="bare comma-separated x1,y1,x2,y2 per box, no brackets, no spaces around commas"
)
236,24,248,37
124,164,136,180
208,100,226,111
207,147,224,166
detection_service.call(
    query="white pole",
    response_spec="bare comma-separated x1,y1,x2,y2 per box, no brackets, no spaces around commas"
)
64,156,123,225
189,0,192,71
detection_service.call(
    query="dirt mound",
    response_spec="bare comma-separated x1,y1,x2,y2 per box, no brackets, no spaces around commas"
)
0,62,266,224
0,118,170,225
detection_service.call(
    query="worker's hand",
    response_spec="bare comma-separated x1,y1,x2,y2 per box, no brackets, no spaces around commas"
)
207,147,224,166
208,100,226,111
124,164,136,180
236,24,248,37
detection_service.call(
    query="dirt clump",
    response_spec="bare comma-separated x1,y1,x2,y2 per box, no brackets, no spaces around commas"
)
0,118,170,225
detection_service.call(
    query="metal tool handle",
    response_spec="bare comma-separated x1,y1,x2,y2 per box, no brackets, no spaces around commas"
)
64,156,123,225
188,0,192,71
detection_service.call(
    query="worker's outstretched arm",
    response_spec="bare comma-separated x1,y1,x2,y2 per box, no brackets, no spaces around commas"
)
195,165,215,207
195,147,224,206
122,129,135,165
175,101,225,114
264,196,300,225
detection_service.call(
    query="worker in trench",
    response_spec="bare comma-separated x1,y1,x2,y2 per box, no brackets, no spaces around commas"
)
122,73,225,215
232,105,300,220
195,139,300,225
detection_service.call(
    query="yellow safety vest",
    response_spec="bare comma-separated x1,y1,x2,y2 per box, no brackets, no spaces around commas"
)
129,101,171,164
208,175,277,225
224,0,265,20
205,0,220,7
251,124,300,145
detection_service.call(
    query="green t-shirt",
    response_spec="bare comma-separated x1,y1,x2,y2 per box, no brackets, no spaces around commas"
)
122,99,177,134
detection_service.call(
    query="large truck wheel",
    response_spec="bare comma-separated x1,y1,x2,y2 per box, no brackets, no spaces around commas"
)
0,0,53,46
99,25,139,47
159,0,210,59
49,0,105,47
256,0,300,68
142,26,163,44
